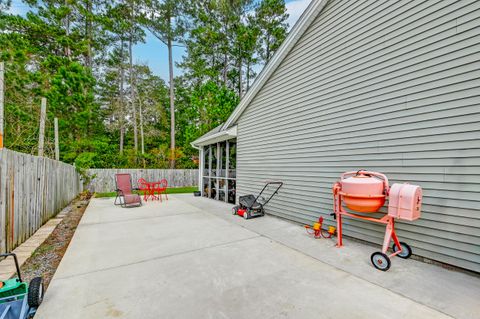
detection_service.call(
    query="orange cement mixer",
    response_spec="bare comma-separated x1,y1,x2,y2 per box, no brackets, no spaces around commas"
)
333,170,422,271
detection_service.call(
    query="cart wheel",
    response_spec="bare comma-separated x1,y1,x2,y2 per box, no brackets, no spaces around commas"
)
370,252,391,271
232,206,238,215
392,242,412,259
243,211,249,220
28,277,44,308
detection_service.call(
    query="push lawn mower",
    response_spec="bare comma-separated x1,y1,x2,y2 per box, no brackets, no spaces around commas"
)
232,181,283,219
0,253,44,319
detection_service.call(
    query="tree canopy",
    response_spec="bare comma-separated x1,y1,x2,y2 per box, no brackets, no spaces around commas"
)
0,0,289,168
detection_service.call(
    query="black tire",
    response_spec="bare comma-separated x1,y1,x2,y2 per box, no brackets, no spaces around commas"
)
392,242,412,259
370,252,391,271
243,211,249,220
28,277,44,308
232,206,238,215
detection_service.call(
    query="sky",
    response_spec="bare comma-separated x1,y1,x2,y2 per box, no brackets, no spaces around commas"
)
6,0,312,81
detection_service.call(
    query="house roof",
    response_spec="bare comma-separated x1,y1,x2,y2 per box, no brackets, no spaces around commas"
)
192,0,329,147
200,124,224,139
191,124,237,147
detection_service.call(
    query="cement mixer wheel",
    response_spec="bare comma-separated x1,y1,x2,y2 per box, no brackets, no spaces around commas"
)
371,252,391,271
392,242,412,259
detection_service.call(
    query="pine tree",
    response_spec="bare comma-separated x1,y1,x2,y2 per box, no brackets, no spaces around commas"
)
143,0,186,169
0,0,290,168
255,0,289,63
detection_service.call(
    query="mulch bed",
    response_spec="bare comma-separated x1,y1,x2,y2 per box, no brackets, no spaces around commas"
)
20,192,92,289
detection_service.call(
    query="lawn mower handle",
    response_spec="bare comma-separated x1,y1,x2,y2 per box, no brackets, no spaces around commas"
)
253,181,284,208
0,253,22,282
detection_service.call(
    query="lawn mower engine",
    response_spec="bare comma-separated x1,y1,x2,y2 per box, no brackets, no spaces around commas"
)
232,182,283,220
236,195,265,219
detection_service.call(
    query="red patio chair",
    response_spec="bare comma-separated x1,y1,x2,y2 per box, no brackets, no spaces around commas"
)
114,174,142,208
153,179,168,202
138,178,151,201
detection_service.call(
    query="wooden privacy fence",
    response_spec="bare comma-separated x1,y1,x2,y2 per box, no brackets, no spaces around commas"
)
88,169,199,193
0,148,83,253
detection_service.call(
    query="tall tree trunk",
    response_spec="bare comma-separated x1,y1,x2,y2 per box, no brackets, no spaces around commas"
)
212,49,217,85
266,33,271,62
246,60,251,91
238,57,243,99
168,24,175,169
120,125,124,154
64,0,70,58
119,39,125,155
223,51,228,86
85,0,92,68
129,37,138,153
139,96,144,155
222,12,229,86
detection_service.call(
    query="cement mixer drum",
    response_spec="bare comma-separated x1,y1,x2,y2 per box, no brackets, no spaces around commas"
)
340,171,388,213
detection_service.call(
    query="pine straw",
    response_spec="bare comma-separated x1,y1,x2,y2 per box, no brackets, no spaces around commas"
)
20,192,92,289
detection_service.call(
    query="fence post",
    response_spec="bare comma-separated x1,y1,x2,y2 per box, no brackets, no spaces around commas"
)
0,61,4,149
54,117,59,161
0,149,6,252
38,98,47,157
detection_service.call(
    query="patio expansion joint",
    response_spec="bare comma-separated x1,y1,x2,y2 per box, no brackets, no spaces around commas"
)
80,211,202,227
54,235,262,281
168,198,457,318
232,223,457,319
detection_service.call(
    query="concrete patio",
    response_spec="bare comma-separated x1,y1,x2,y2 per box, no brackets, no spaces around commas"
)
35,195,480,319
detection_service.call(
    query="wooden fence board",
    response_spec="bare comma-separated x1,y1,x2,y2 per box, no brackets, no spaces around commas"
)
0,149,83,253
0,150,6,251
88,169,199,193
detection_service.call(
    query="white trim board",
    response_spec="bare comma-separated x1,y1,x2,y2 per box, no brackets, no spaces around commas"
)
192,126,237,147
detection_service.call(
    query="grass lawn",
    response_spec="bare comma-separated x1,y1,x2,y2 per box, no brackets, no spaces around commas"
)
95,186,198,198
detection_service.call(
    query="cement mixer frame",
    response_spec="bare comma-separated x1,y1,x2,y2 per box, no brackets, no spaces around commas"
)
333,170,421,271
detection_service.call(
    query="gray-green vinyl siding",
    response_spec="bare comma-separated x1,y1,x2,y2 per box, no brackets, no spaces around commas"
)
235,0,480,272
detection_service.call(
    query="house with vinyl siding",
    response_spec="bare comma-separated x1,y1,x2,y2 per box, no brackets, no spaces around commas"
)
192,0,480,273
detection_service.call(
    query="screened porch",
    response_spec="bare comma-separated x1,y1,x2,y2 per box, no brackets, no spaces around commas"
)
200,139,236,204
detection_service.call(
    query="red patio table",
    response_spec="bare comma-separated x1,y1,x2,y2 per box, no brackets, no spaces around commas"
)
138,178,168,202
